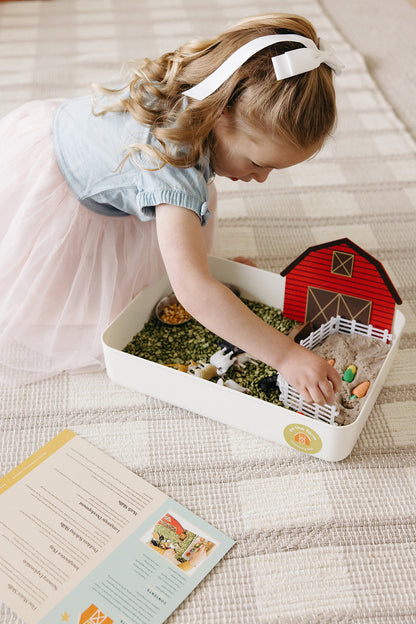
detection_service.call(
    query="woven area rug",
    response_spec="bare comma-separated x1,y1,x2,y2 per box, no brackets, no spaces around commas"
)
1,1,416,622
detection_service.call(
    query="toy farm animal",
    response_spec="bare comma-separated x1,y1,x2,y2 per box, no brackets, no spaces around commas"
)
234,352,258,370
210,348,236,375
217,378,248,393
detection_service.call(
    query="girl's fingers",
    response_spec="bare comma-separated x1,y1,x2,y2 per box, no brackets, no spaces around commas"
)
319,378,336,404
302,378,337,406
298,385,320,405
233,256,257,267
307,386,327,406
328,367,342,392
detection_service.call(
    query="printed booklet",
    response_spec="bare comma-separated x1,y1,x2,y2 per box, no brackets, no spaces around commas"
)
0,429,234,624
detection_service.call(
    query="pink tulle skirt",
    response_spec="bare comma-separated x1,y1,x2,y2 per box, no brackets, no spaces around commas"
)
0,99,217,385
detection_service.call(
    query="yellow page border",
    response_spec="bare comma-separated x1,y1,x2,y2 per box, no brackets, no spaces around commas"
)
0,428,76,494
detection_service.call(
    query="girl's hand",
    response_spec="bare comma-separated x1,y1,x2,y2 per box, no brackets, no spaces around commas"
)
155,204,342,406
187,545,208,567
233,256,257,267
278,340,342,405
162,548,179,565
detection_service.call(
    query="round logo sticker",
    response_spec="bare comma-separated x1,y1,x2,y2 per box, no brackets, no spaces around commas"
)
284,423,323,454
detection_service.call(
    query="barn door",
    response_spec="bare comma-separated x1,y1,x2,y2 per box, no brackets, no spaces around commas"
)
305,287,372,327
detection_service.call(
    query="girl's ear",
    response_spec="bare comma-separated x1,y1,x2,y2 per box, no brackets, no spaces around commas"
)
218,107,235,128
213,111,228,133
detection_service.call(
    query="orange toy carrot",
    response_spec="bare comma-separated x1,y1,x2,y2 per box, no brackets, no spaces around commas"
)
350,381,370,399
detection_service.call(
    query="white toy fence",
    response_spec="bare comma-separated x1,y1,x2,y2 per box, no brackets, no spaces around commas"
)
277,316,392,426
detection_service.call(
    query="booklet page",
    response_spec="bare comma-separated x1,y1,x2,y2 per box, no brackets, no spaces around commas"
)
0,430,234,624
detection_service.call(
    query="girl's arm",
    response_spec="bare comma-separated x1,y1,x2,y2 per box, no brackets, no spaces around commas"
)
155,204,341,405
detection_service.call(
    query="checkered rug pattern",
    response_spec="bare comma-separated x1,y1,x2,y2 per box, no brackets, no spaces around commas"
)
1,1,416,623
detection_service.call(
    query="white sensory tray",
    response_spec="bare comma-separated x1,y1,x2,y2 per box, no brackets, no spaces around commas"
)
102,256,405,462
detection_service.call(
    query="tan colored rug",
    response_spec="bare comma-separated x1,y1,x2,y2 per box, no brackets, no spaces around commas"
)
1,1,416,622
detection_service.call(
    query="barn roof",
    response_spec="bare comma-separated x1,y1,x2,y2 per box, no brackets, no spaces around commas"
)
280,238,402,304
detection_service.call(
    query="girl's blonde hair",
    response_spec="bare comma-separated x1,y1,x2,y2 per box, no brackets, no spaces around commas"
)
93,13,336,170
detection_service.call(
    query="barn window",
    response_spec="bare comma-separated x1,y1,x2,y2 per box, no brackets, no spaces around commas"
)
331,251,354,277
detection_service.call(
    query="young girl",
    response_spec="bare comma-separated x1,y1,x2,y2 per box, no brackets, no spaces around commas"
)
0,12,342,404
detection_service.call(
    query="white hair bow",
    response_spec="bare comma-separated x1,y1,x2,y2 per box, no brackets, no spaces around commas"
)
184,34,344,101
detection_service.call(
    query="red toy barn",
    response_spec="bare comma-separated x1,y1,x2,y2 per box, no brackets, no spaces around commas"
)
280,238,402,332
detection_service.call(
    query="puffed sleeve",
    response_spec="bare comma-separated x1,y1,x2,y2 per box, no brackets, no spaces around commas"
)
135,160,211,226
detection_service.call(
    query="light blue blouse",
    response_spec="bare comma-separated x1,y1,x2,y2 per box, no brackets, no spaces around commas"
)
52,96,212,224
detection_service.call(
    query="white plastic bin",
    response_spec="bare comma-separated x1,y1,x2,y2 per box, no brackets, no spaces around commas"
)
102,256,405,462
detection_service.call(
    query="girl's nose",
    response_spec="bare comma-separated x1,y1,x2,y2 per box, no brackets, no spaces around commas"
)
254,168,272,183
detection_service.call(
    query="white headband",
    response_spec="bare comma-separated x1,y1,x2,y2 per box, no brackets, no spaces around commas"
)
183,34,344,101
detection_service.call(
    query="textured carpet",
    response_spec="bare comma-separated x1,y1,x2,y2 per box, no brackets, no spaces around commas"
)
1,1,416,623
321,0,416,141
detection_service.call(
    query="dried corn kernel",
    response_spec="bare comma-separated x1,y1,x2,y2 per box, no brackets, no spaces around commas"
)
160,302,192,324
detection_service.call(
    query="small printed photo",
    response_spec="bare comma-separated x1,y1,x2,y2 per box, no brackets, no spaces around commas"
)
140,510,217,574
